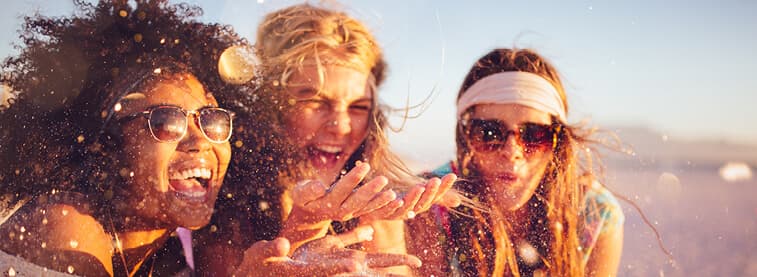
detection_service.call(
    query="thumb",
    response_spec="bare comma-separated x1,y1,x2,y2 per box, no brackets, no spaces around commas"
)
247,237,291,260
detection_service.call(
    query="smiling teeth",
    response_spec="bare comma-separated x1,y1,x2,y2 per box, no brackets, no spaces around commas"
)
170,168,212,180
315,146,342,153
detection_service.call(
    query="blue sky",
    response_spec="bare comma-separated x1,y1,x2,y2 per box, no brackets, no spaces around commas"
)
2,0,756,166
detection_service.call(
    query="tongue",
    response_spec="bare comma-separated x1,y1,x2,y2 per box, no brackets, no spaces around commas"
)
310,150,339,168
169,178,206,193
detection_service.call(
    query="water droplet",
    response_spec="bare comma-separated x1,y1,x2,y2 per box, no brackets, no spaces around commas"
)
272,80,280,86
67,265,75,274
19,226,25,233
118,10,128,17
76,135,85,143
113,102,123,112
133,33,143,43
8,267,16,277
69,240,78,248
41,242,47,248
61,209,69,216
153,68,162,74
259,201,270,211
129,171,135,177
209,225,218,233
517,240,539,265
226,193,233,199
234,140,243,148
42,217,48,225
18,234,24,240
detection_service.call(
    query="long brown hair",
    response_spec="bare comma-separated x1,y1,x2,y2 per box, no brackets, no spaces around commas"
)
451,48,596,276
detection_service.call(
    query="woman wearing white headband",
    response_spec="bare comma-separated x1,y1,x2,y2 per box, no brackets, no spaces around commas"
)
407,48,624,276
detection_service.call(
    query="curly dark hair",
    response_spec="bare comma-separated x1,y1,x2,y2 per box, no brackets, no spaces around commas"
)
0,0,285,218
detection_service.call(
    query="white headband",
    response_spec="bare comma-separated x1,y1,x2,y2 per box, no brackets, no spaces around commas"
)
456,71,567,122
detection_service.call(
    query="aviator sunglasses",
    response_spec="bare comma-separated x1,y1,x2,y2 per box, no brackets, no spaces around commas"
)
118,105,235,143
462,118,561,153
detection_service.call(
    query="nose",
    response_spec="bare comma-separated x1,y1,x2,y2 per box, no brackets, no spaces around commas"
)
325,107,352,136
178,117,212,153
496,132,524,160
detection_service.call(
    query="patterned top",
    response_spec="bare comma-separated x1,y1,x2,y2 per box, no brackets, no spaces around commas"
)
428,161,624,272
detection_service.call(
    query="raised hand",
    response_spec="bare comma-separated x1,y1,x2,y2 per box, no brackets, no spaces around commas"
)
361,173,459,221
290,162,399,222
233,226,421,276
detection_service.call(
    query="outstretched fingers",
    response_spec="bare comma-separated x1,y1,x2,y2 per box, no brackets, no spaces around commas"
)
338,176,390,220
434,173,461,208
317,162,372,210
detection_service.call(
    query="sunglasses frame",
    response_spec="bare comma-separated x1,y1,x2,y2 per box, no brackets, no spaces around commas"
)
119,105,235,143
460,117,562,153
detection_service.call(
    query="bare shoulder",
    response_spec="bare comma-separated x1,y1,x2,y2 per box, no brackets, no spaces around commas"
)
0,195,114,275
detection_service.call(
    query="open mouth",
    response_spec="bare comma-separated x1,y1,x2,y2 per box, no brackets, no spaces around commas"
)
307,145,344,168
168,167,212,200
495,172,518,183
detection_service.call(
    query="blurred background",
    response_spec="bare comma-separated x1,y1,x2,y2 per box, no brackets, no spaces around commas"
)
2,1,756,276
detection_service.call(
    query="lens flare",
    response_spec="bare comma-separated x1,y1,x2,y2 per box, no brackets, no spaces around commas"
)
718,162,753,182
218,45,259,85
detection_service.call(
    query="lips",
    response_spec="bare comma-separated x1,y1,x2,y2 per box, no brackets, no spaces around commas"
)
495,172,518,184
307,144,344,168
167,162,215,202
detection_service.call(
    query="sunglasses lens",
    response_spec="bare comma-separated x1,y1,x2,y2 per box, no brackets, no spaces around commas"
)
149,107,187,142
468,119,506,152
521,123,554,148
199,108,232,142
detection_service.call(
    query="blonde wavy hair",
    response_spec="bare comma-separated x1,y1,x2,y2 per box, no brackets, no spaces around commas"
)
452,48,598,276
255,4,422,198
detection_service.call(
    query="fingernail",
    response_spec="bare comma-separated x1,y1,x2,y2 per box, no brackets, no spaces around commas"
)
406,211,416,219
295,179,311,188
387,189,397,200
358,226,374,241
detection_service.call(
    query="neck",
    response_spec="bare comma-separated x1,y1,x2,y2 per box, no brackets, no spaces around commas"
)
112,228,170,276
499,205,533,237
107,214,172,275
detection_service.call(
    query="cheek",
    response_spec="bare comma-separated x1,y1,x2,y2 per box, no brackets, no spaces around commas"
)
214,143,232,175
285,110,321,139
349,113,370,139
522,154,552,185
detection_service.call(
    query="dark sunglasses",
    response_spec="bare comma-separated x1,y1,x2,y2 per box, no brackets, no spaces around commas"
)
118,105,235,143
462,118,561,153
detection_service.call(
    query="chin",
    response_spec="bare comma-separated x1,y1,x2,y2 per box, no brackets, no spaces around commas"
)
171,211,213,230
